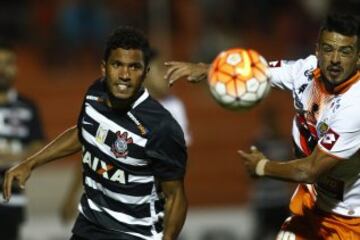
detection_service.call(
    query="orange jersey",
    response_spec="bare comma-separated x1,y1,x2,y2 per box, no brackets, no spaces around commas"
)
271,55,360,238
277,184,360,240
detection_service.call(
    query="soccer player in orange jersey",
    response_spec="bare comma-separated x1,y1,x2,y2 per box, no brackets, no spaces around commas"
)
165,14,360,239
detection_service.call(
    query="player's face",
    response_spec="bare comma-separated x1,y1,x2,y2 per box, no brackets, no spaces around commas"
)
102,48,147,99
0,49,16,91
316,30,360,85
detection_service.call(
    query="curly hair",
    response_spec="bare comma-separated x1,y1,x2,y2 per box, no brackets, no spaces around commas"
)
103,26,151,67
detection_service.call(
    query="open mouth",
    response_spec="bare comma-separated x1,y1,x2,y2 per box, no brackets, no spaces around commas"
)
115,83,131,91
327,66,342,77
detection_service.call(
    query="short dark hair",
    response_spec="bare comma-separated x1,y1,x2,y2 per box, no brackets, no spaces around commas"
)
0,39,14,52
320,14,360,47
103,26,151,67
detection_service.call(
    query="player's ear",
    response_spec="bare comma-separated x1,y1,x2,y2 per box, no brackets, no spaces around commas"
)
101,60,106,77
315,43,319,58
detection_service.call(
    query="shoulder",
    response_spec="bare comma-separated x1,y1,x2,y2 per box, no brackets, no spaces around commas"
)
136,95,179,124
269,55,317,71
290,55,317,80
136,95,184,136
329,89,360,130
268,55,317,90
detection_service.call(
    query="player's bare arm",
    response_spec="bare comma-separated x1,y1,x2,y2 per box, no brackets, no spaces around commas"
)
164,61,210,86
238,146,340,183
3,125,81,201
161,179,187,240
0,141,43,167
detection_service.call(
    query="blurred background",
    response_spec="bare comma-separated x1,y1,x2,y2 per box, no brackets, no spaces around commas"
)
0,0,359,239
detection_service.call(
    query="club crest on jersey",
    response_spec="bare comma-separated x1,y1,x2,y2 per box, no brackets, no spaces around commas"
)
317,121,329,138
111,131,133,158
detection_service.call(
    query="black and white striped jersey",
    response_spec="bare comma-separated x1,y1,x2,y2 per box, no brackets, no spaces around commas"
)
0,90,44,208
73,79,187,240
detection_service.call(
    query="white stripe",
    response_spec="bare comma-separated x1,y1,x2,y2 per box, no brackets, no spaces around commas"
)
103,204,152,226
150,184,159,236
78,203,84,214
0,194,27,206
87,198,102,211
86,198,152,226
85,176,151,205
82,128,148,166
85,103,147,147
128,174,154,183
125,231,161,240
132,89,149,109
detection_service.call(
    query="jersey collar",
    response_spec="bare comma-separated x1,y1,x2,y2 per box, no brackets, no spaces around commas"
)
313,68,360,94
132,89,149,109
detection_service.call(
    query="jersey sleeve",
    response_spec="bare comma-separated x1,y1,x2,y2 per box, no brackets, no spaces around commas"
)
145,118,187,181
318,104,360,159
269,55,317,91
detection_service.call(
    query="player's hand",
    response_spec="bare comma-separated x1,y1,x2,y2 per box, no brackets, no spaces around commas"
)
2,162,32,202
164,61,210,86
238,146,267,176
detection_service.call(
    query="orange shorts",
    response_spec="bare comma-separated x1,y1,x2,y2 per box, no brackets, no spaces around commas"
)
276,184,360,240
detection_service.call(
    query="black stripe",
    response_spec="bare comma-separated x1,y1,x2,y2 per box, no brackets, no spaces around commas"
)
155,199,165,214
84,187,151,218
80,195,153,237
155,217,164,233
73,214,144,240
84,168,154,196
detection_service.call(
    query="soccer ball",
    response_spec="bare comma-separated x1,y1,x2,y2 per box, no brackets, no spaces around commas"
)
208,48,271,110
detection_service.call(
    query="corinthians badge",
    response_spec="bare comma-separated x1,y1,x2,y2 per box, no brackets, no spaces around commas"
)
111,131,133,158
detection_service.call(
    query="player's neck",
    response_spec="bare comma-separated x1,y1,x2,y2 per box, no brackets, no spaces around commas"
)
106,88,144,111
321,69,359,93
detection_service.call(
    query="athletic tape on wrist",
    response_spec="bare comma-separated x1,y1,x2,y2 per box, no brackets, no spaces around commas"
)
255,159,269,176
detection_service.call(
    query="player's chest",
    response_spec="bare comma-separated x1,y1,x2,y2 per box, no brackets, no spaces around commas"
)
295,84,342,136
80,103,148,160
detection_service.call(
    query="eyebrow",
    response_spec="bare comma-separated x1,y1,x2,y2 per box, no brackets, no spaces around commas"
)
321,42,355,49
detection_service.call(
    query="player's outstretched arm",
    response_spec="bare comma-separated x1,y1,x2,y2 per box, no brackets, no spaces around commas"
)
164,61,210,86
3,125,82,201
161,179,187,240
238,146,340,183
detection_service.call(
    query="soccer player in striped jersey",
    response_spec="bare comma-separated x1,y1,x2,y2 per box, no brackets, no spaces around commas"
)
59,49,192,225
0,40,44,240
3,26,188,240
164,14,360,239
